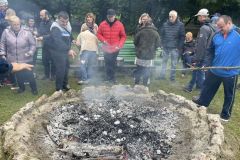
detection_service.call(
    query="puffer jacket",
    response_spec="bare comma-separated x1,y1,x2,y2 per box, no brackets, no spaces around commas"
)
160,19,185,49
1,27,36,63
134,26,160,60
97,19,126,53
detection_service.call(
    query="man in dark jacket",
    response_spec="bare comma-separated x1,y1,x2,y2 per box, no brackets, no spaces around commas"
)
49,11,76,91
186,8,216,91
134,21,160,86
37,9,55,80
158,10,185,81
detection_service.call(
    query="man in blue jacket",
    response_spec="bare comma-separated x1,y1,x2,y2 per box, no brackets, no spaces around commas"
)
192,15,240,122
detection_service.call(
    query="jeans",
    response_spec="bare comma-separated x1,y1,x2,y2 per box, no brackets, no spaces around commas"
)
79,51,97,81
15,69,37,92
186,62,205,90
160,48,179,81
103,51,119,81
196,71,238,119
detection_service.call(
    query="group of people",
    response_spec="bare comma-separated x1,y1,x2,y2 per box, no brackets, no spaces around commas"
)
0,0,239,121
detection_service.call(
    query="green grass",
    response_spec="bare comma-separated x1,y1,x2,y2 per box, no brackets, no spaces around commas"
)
0,66,240,159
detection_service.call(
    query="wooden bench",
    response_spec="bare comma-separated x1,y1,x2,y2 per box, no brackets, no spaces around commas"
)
98,40,162,67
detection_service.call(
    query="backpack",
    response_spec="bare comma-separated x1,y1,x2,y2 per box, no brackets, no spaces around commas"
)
205,23,217,48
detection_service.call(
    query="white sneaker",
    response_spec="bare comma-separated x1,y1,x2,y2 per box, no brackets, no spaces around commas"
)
220,118,229,122
77,80,89,85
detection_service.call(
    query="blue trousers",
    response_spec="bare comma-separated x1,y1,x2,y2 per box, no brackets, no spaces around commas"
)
196,71,238,119
186,63,205,90
79,51,97,81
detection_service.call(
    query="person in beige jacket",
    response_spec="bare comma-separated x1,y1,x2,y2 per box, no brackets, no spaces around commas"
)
76,25,98,84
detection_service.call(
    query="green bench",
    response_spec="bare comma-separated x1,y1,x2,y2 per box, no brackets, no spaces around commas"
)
98,40,162,67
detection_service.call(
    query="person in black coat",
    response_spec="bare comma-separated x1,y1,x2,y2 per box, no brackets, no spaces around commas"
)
134,21,160,86
48,11,76,91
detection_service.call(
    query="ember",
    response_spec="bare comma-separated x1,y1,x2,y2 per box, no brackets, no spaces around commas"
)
1,85,225,160
47,95,180,159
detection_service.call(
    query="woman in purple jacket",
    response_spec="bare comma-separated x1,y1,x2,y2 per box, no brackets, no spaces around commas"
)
1,16,38,95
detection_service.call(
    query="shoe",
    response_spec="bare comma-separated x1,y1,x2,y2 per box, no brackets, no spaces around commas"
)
11,86,19,90
77,80,89,85
32,90,38,95
220,117,229,122
181,74,185,78
192,96,200,105
17,88,25,94
63,85,70,91
183,87,192,93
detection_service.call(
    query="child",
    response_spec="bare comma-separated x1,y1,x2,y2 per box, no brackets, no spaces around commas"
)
181,32,195,77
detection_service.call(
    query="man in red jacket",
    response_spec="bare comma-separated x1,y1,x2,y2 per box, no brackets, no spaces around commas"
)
97,9,126,83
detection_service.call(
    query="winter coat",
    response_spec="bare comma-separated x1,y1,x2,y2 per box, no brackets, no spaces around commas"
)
38,19,53,45
97,19,126,54
160,19,185,50
134,26,160,60
1,27,36,63
48,21,72,54
194,20,216,63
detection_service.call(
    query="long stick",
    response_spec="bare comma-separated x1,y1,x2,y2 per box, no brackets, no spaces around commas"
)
163,66,240,71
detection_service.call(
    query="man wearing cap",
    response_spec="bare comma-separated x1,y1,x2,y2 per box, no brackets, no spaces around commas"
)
0,0,9,37
193,15,240,122
97,9,126,84
187,8,216,91
158,10,185,82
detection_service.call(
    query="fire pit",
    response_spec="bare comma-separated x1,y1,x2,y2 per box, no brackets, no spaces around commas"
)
0,85,224,160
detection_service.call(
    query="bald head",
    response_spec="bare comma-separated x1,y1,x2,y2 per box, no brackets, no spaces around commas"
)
40,9,49,20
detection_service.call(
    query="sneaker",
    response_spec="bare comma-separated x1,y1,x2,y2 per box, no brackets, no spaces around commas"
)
11,86,19,90
63,85,70,91
183,87,192,93
220,118,229,122
192,96,201,106
77,80,89,85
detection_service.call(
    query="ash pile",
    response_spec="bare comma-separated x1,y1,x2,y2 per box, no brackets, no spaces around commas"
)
47,88,181,159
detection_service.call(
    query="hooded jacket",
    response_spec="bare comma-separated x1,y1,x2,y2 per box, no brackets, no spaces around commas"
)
49,21,72,54
1,27,36,63
134,26,160,60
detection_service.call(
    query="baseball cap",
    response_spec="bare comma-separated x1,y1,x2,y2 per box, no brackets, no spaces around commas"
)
195,8,209,16
107,9,116,16
0,0,8,6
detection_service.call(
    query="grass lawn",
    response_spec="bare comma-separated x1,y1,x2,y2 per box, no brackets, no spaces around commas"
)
0,65,240,159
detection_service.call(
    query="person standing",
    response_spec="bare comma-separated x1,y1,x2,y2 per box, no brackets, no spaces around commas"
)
76,25,99,84
1,16,38,95
49,11,76,91
37,9,55,80
158,10,185,82
134,20,160,86
192,15,240,122
80,12,98,35
97,9,126,83
185,9,216,91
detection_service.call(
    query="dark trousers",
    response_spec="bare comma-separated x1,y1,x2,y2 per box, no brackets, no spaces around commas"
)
134,65,151,86
52,53,69,91
103,52,119,81
186,63,205,90
42,45,55,78
15,69,37,91
197,71,238,119
79,50,97,81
